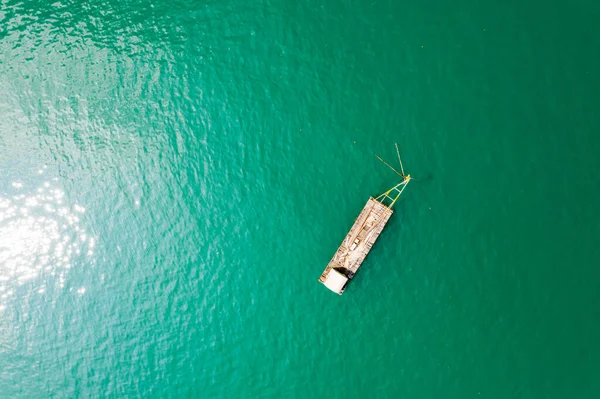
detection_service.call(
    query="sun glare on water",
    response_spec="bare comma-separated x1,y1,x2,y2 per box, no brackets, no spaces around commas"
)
0,180,95,310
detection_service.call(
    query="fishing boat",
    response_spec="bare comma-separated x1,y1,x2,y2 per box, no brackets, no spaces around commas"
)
318,144,411,295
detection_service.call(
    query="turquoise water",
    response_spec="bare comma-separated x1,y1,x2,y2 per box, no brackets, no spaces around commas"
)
1,0,599,397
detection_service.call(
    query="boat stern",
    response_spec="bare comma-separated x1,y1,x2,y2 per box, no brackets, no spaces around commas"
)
321,268,349,295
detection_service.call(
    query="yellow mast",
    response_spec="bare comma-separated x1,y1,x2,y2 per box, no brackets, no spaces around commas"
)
375,143,411,208
375,175,410,208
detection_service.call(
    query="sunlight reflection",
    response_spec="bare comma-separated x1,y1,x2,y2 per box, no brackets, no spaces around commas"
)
0,181,95,307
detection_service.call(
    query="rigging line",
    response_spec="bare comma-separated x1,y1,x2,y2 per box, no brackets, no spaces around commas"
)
375,154,403,177
395,143,405,177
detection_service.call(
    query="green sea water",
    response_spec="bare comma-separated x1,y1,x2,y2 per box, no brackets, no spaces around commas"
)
1,0,600,397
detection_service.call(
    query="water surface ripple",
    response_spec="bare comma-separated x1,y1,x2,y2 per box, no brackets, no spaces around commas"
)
1,0,599,397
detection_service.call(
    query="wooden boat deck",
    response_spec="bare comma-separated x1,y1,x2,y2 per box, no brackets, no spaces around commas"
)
319,197,393,292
